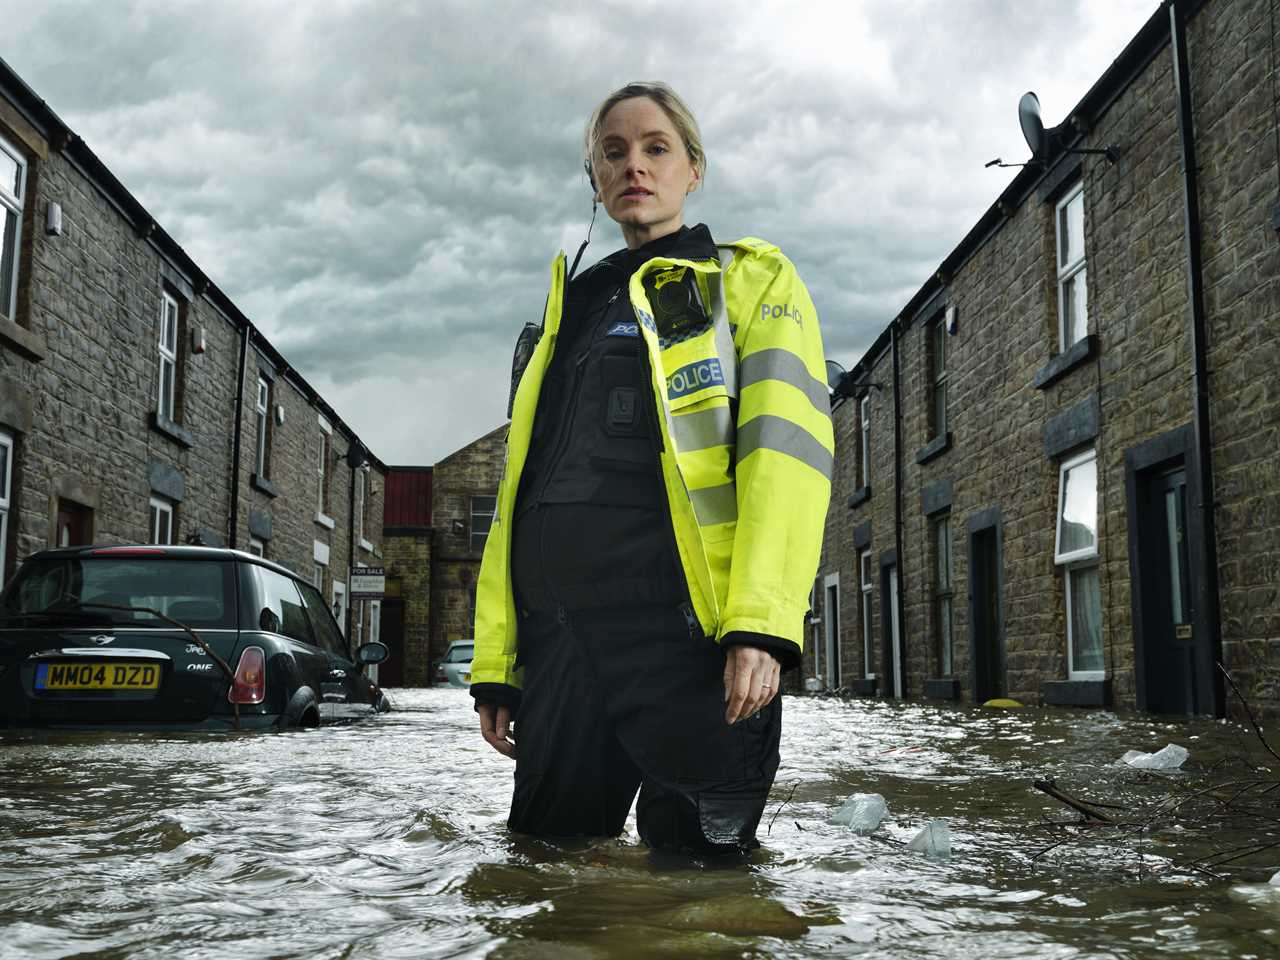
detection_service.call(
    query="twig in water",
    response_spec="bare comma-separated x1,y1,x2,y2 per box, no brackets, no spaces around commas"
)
1217,661,1280,766
1034,779,1117,823
767,781,799,835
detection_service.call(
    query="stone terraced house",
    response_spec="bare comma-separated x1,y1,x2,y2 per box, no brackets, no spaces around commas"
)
0,57,387,647
812,0,1280,719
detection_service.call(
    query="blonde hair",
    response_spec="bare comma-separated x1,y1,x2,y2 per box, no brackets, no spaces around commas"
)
583,82,706,185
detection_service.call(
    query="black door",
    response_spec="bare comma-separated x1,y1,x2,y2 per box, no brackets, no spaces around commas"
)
970,527,1004,702
378,600,405,687
1143,469,1197,714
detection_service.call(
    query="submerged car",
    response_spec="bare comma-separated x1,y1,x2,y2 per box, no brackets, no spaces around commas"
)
0,545,391,730
437,640,474,688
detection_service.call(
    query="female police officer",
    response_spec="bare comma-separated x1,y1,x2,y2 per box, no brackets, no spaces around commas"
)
471,82,833,855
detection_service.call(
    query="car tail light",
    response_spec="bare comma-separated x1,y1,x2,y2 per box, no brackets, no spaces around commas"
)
92,546,167,556
228,646,266,704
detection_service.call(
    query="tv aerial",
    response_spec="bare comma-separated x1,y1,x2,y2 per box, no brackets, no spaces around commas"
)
986,92,1120,169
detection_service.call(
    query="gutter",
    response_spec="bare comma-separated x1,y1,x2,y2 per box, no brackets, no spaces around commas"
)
1167,0,1224,715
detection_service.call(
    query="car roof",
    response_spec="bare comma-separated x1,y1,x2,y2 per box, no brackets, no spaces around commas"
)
26,544,301,582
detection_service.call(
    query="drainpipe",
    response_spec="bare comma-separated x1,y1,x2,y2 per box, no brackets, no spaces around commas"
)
891,316,907,699
1168,0,1224,714
228,324,250,549
348,451,357,640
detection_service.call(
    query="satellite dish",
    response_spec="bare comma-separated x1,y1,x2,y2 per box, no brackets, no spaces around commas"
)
1019,91,1046,160
825,359,847,394
345,443,367,470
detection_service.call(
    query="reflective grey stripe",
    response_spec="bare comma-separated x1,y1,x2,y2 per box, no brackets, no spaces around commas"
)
739,348,829,413
672,406,734,453
737,414,833,479
689,483,737,526
709,248,738,399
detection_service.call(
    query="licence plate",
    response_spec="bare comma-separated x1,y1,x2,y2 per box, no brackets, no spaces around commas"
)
35,662,162,691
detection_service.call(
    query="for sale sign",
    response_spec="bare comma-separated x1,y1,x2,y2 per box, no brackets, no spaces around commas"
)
350,566,385,600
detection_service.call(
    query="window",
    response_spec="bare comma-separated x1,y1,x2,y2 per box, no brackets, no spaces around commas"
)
254,377,270,478
860,549,874,679
858,396,871,489
0,431,12,579
369,599,381,647
312,563,324,591
316,417,332,520
251,566,314,645
0,134,27,322
149,496,174,545
157,292,179,422
929,315,948,438
355,468,370,548
933,516,954,676
248,537,265,558
470,495,496,553
1056,182,1087,350
1055,449,1102,679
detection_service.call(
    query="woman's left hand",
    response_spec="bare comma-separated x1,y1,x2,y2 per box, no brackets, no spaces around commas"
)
723,645,781,724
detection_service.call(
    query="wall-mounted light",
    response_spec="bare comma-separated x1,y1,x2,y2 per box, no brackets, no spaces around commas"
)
46,202,63,236
192,326,207,354
945,304,959,336
274,403,285,426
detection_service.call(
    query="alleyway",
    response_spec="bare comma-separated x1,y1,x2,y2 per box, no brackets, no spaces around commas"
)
1,690,1277,958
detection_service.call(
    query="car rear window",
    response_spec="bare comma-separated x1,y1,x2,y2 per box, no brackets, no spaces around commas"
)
445,644,474,663
1,557,237,629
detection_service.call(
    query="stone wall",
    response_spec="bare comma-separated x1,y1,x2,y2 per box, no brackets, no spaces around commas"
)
382,529,432,685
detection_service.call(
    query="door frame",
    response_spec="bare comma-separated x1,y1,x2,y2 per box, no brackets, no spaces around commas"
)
1124,425,1222,716
823,571,841,689
967,506,1005,703
879,549,903,698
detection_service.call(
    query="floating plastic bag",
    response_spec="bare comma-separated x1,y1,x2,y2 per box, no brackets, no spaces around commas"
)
1120,743,1189,770
907,820,952,857
829,793,888,833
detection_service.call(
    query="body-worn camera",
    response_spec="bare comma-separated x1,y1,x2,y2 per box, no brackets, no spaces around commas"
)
643,266,711,341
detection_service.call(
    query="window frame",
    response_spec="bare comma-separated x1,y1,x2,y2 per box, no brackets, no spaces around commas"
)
470,494,497,554
316,415,333,523
1065,560,1104,681
248,537,265,558
859,549,874,680
1054,448,1099,565
858,395,871,489
0,133,28,322
254,377,270,478
929,314,948,438
157,291,180,422
1055,181,1088,351
149,496,174,545
932,514,954,676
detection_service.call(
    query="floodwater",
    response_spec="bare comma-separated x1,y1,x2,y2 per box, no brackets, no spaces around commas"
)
1,689,1278,959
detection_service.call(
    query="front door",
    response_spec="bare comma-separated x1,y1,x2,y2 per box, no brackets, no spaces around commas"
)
970,527,1004,702
378,600,405,687
1143,469,1197,714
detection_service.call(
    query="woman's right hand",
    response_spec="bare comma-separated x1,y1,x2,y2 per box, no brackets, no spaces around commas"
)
478,702,516,759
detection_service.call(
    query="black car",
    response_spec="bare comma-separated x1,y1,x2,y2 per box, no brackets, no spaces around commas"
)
0,545,391,730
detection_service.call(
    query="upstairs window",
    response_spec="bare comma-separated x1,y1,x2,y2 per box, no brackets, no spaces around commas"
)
254,377,271,478
316,416,332,520
157,292,180,422
470,495,496,553
929,315,948,438
1055,448,1102,679
858,395,871,489
1056,182,1088,351
149,496,174,545
0,134,27,322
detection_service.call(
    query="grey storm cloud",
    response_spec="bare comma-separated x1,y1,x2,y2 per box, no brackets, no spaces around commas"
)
2,0,1156,462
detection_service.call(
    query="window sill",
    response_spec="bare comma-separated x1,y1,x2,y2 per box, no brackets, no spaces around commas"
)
0,314,47,361
250,474,279,498
359,538,374,553
1041,678,1111,707
149,412,194,449
1032,334,1097,389
915,432,952,465
924,677,961,700
846,677,878,697
315,512,336,530
847,485,871,509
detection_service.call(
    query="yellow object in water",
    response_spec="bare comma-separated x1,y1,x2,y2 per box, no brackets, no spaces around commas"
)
983,698,1025,709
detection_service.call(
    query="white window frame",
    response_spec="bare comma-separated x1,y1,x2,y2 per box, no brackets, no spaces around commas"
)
149,496,174,545
248,537,265,557
254,377,270,477
823,571,840,689
0,134,27,322
933,515,954,677
859,549,874,679
1054,448,1103,680
1054,448,1099,565
1056,181,1087,351
858,396,871,489
930,315,947,438
0,431,12,579
312,563,324,590
316,414,333,524
157,291,179,422
355,468,367,548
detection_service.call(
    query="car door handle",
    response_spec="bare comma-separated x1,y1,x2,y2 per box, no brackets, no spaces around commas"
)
327,669,347,680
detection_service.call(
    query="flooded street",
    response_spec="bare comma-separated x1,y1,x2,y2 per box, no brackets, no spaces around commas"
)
2,689,1278,959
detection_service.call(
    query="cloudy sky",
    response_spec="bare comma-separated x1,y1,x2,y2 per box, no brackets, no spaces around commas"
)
4,0,1158,464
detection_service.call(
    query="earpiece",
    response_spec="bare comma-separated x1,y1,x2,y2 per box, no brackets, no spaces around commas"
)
583,159,597,193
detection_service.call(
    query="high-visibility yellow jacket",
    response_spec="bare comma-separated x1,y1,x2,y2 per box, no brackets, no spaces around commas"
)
471,235,833,689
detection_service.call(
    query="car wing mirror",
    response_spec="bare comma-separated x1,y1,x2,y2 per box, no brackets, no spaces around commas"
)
259,607,281,633
356,641,389,665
